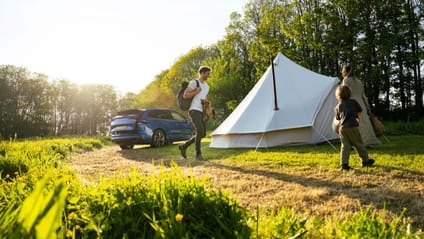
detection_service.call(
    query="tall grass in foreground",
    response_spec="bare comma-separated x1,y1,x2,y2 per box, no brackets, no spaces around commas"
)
252,206,418,239
0,138,251,238
0,138,103,238
66,164,250,238
1,136,423,238
0,138,103,179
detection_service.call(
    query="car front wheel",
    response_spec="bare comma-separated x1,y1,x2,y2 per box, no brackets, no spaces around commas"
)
151,129,166,147
120,144,134,150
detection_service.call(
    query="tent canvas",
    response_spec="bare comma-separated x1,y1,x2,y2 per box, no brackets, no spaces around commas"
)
210,53,340,148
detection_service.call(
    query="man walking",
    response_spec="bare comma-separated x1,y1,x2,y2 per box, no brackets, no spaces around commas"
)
178,66,211,160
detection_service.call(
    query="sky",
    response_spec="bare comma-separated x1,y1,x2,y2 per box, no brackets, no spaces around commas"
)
0,0,247,94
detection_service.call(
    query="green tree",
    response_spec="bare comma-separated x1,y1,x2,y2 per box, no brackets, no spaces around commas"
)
136,47,214,110
50,80,79,135
117,92,139,111
74,84,117,135
131,0,424,121
0,65,51,138
211,11,257,118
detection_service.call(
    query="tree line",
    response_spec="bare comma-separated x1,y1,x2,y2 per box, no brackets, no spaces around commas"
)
0,65,137,138
1,0,423,138
136,0,423,122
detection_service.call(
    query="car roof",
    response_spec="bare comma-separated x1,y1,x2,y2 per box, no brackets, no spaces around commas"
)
114,108,176,117
116,109,144,115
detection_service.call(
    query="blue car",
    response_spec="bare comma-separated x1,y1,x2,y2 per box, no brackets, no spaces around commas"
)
110,108,194,149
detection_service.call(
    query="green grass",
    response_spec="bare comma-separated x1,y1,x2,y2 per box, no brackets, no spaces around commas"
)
384,118,424,136
0,138,251,238
139,133,424,238
0,131,423,238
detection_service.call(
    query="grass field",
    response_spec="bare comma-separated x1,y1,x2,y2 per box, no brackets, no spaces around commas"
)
124,134,424,231
1,127,423,238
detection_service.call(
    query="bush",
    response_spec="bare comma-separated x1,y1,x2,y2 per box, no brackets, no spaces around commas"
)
66,163,252,239
252,207,308,238
333,207,415,239
1,137,423,238
0,156,28,180
384,118,424,136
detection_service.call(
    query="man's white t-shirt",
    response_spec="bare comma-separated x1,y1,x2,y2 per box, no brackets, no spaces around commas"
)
188,79,209,112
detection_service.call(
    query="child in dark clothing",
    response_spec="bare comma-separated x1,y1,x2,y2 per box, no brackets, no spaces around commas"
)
335,85,375,171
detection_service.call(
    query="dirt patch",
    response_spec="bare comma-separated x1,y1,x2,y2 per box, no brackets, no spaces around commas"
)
68,145,424,228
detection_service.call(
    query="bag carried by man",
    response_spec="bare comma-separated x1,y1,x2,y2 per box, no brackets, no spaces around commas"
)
177,80,199,111
368,110,385,137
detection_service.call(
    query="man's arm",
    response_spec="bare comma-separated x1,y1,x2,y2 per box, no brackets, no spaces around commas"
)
183,84,201,99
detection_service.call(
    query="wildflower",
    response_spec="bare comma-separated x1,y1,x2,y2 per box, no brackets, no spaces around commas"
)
75,225,81,230
69,212,77,219
66,230,73,237
175,213,183,222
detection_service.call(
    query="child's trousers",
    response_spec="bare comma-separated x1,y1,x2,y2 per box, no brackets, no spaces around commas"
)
339,127,369,165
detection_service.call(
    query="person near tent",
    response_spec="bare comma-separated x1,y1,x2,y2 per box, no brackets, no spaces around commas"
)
178,66,211,160
335,84,375,171
341,65,381,146
210,53,340,148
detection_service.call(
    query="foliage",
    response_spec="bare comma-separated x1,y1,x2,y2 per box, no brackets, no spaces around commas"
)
1,1,423,138
0,138,105,238
0,66,118,138
16,173,68,239
0,138,103,177
384,118,424,136
0,156,28,180
0,138,252,238
330,207,416,239
251,207,308,239
117,92,139,111
251,206,419,239
67,164,251,238
0,66,51,138
136,0,424,124
1,133,424,237
134,47,218,111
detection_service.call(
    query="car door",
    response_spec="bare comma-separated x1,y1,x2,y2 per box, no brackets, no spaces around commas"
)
169,110,194,140
145,109,175,141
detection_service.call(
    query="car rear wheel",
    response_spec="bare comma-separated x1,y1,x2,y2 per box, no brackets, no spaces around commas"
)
151,129,166,147
120,144,134,150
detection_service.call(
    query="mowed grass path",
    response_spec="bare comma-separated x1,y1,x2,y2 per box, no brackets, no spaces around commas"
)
69,135,424,229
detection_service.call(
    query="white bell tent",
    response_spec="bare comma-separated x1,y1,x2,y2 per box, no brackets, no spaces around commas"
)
210,53,340,148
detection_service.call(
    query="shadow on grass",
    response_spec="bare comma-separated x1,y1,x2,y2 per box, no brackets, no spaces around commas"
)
117,141,248,165
204,161,424,229
116,136,424,228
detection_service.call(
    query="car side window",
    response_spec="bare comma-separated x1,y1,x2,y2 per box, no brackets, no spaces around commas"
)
147,111,160,119
147,110,174,120
160,111,173,120
171,111,186,121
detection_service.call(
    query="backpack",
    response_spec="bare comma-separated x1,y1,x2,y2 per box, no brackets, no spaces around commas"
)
177,80,199,111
